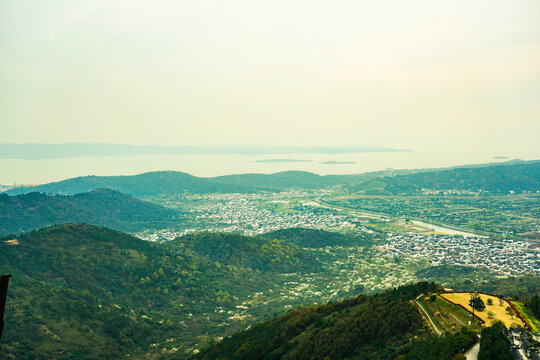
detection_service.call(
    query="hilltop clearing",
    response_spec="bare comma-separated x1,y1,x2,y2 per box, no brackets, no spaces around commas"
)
440,292,528,328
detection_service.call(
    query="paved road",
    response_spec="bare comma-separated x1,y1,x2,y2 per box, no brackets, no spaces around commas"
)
465,342,479,360
415,299,443,335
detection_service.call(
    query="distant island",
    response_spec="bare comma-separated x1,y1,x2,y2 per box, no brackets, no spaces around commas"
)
321,161,356,165
254,159,311,163
494,156,509,159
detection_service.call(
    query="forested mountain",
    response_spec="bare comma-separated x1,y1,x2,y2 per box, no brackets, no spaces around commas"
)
1,224,179,358
1,224,538,359
355,161,540,194
3,170,374,196
263,227,372,248
4,171,258,196
194,282,478,360
0,189,182,236
0,224,322,359
5,160,538,197
179,232,319,272
212,171,371,190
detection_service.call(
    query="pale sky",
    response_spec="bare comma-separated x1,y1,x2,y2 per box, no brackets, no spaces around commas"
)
1,0,539,147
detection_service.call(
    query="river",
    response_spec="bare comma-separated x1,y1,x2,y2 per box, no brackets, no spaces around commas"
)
411,220,488,238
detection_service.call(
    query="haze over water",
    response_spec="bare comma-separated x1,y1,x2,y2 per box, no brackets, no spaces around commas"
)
1,138,538,185
1,2,539,185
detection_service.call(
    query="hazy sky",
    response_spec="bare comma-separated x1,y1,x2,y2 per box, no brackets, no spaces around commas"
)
1,0,539,147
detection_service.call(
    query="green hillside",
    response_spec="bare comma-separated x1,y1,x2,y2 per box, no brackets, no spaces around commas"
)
3,170,376,196
5,170,354,196
355,161,540,195
263,228,373,248
0,224,323,359
194,282,479,360
212,171,372,190
6,160,539,198
179,232,319,272
0,189,182,236
1,224,537,359
5,171,258,196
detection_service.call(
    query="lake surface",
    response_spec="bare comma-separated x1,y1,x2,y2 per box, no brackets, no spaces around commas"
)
1,138,538,185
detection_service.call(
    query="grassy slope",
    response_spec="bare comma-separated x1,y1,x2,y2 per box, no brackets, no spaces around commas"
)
416,295,482,334
511,301,540,333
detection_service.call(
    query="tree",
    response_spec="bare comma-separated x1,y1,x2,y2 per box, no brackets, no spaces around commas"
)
527,294,540,318
469,293,485,324
487,311,495,319
505,306,515,318
478,322,513,360
487,298,493,306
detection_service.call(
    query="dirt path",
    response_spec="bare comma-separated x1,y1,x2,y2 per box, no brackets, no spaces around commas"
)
415,299,443,335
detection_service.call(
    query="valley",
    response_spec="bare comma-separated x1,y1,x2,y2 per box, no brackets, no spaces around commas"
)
3,2,539,358
0,162,539,359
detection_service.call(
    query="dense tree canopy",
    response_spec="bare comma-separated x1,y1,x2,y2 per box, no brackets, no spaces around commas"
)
478,322,513,360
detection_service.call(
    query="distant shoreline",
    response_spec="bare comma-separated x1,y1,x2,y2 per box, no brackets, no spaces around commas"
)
0,143,409,160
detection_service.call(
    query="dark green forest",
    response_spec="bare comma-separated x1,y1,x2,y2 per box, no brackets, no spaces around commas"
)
0,189,182,236
262,228,374,248
0,224,339,359
477,322,513,360
178,232,320,273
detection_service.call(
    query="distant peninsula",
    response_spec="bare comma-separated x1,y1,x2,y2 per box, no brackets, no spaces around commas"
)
0,143,409,160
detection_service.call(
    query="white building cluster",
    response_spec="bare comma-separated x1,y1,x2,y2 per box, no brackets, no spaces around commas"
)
383,233,540,275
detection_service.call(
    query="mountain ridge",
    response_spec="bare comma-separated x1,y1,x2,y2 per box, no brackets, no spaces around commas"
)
0,188,181,236
0,224,325,359
5,159,539,197
355,161,540,194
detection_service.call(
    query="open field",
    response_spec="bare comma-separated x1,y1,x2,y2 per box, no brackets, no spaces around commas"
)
440,292,527,328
